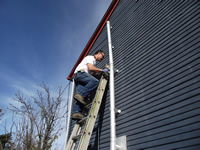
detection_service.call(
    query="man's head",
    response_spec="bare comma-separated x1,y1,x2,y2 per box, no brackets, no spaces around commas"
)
94,50,105,61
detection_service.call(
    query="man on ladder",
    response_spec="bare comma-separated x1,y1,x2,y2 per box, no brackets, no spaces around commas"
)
72,50,108,120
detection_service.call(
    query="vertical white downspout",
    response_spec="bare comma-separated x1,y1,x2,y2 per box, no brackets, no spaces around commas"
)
106,21,116,150
64,79,75,150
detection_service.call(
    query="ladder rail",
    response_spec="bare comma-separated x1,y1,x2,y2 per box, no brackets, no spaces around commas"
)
77,76,108,150
66,124,81,150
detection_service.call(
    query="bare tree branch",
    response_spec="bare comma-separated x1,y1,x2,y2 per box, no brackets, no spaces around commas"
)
7,82,68,150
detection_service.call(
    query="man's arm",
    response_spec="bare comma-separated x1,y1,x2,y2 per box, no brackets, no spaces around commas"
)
87,63,102,72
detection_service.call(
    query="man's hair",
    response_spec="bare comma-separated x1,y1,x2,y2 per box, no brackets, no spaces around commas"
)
94,50,104,55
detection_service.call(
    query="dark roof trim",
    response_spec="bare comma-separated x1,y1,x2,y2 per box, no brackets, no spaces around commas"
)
67,0,119,80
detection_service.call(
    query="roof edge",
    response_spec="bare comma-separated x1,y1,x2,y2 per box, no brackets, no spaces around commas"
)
67,0,119,80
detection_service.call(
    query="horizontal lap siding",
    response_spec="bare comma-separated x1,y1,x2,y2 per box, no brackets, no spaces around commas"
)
70,0,200,149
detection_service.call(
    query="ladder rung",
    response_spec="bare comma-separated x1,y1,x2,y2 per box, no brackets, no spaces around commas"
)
72,134,81,140
84,102,92,109
78,117,87,124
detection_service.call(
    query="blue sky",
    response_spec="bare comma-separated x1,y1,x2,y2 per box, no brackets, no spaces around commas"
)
0,0,111,148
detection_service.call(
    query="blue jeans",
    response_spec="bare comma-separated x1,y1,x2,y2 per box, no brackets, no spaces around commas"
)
73,72,99,113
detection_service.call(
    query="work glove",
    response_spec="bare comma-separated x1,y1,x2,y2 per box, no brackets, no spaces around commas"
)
102,68,108,72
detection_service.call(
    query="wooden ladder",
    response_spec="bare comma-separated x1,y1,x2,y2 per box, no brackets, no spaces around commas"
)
65,74,108,150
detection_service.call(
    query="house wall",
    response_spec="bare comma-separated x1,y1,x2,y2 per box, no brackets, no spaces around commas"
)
69,0,200,149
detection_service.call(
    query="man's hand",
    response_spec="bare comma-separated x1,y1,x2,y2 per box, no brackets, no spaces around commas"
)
102,68,108,72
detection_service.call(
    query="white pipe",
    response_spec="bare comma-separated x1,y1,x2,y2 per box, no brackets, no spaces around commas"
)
106,21,116,150
64,79,75,150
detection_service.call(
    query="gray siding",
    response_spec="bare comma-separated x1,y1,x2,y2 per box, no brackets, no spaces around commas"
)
70,0,200,150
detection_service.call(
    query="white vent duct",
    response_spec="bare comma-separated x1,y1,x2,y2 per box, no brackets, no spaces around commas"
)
106,21,116,150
